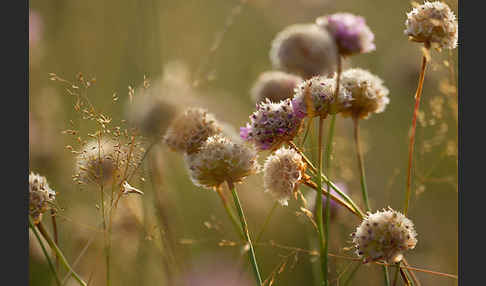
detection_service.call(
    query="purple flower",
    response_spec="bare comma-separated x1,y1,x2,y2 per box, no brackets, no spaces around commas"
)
316,13,375,56
240,98,302,151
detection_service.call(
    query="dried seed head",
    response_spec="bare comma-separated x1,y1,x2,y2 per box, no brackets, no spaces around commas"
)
240,98,303,151
405,1,458,50
263,147,306,206
185,135,260,190
75,138,142,186
291,75,352,119
270,23,338,79
316,13,375,56
164,107,222,154
125,94,177,138
339,68,390,119
251,71,303,104
352,207,418,263
29,172,56,224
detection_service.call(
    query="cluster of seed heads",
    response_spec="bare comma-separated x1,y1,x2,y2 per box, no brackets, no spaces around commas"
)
29,172,56,224
352,207,418,263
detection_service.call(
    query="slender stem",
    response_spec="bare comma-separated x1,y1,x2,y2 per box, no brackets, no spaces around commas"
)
288,141,364,217
227,181,263,286
393,263,401,286
29,218,62,286
353,118,370,212
342,262,361,286
402,258,421,286
324,114,337,286
303,180,360,218
99,186,110,286
216,187,245,241
404,53,428,215
383,264,391,286
35,220,87,286
315,116,327,286
256,201,278,244
51,209,60,271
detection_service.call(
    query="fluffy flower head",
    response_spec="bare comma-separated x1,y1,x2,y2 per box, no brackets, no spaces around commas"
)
29,172,56,224
317,13,375,55
185,135,259,190
270,24,338,78
291,75,352,119
263,147,306,206
352,207,418,263
240,98,302,151
339,68,390,119
404,1,458,50
164,107,222,154
251,71,302,104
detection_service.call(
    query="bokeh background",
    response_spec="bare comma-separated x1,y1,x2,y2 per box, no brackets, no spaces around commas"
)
29,0,458,285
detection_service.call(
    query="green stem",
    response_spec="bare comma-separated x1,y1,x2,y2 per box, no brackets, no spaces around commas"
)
323,114,336,286
316,116,327,286
227,181,263,286
384,264,391,286
29,218,62,286
216,187,245,241
393,263,401,286
342,262,361,286
353,118,370,212
34,219,87,286
256,201,278,244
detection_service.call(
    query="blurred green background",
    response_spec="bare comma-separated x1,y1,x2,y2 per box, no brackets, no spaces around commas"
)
29,0,458,285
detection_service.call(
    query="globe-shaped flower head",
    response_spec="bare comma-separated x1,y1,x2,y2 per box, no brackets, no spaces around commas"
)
263,147,306,206
240,98,302,151
291,75,352,119
29,172,56,224
164,107,222,154
316,13,375,56
185,135,260,190
352,207,418,263
270,24,338,79
251,71,302,104
339,68,390,120
404,1,458,50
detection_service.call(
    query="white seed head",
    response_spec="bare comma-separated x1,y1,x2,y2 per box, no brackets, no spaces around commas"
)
185,135,260,190
125,94,177,138
75,138,142,186
164,107,222,154
352,207,418,263
292,75,352,118
339,68,390,119
29,172,56,224
263,147,305,206
404,1,458,50
270,23,338,79
251,71,303,104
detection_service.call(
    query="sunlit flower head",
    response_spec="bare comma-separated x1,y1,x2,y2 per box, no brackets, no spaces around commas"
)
240,99,302,151
339,68,390,119
352,207,418,263
263,147,306,206
185,135,259,190
164,107,222,154
29,172,56,224
291,74,352,119
404,1,458,50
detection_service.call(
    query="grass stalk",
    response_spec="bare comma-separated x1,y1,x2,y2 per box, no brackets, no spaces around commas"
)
35,219,87,286
353,117,370,212
227,181,263,286
315,116,327,286
256,201,279,244
404,53,428,215
216,186,245,241
29,218,62,286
